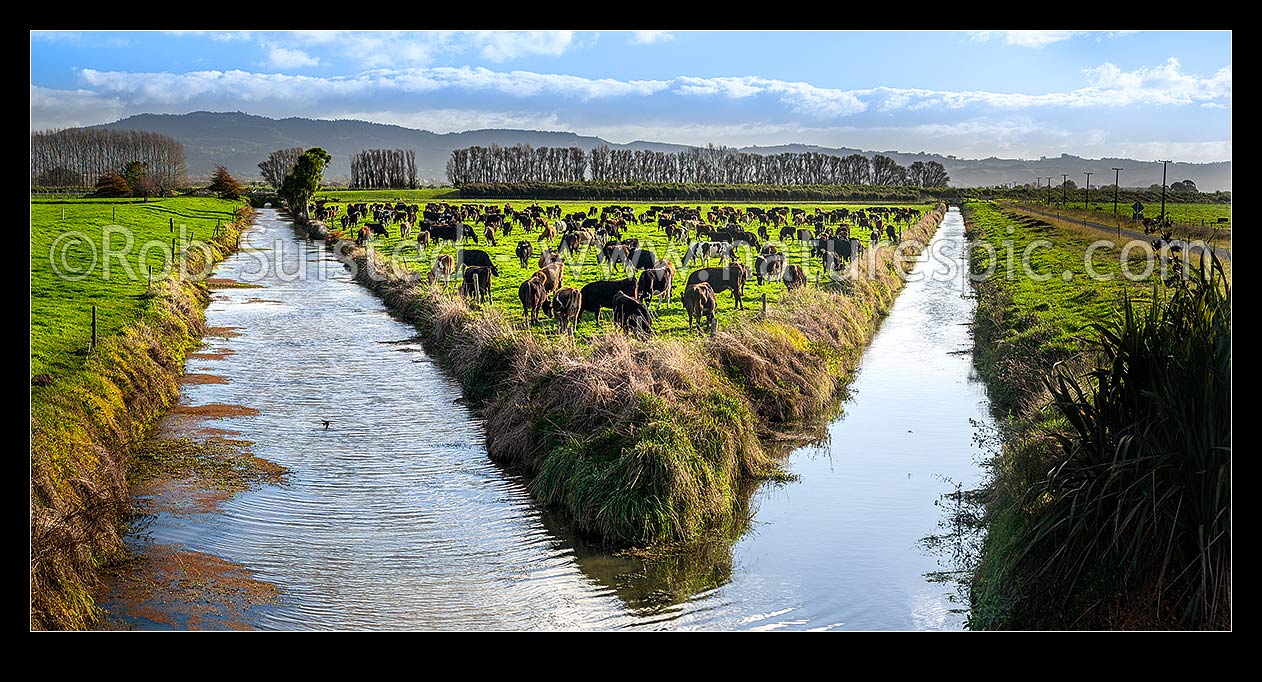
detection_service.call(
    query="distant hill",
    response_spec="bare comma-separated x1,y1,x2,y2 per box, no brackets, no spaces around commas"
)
93,111,1232,191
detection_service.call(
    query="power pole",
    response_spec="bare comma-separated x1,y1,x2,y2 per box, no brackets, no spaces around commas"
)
1112,167,1123,239
1084,172,1092,209
1159,160,1170,221
1061,174,1069,207
1046,177,1053,206
1111,167,1123,215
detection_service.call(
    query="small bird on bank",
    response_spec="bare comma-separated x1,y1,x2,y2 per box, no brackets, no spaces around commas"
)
321,420,332,430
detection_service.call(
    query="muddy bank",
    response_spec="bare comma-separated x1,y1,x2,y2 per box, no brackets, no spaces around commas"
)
293,203,946,548
30,204,254,630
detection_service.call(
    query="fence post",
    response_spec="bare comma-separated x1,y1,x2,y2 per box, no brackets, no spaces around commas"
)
170,217,174,233
148,265,152,291
761,292,767,315
91,305,97,351
112,206,115,222
473,276,480,302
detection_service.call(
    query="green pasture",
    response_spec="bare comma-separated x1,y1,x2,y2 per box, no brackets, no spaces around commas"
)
314,193,935,341
30,197,244,376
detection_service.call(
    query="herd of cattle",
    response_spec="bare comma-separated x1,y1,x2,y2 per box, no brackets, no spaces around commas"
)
309,199,924,338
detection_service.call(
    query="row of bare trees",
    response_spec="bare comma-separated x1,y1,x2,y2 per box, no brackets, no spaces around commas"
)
258,147,305,189
446,145,588,185
350,148,417,188
31,128,187,190
446,143,950,187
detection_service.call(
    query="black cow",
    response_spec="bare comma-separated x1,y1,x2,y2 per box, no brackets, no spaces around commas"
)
579,277,638,323
685,264,747,309
515,240,533,268
611,291,653,337
367,222,388,238
461,265,493,304
636,261,675,310
456,249,500,276
430,223,478,245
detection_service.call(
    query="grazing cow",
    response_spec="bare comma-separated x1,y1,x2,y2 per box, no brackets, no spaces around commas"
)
779,225,797,241
611,291,653,337
368,222,389,238
754,253,785,285
537,249,562,269
782,263,807,290
579,277,638,323
886,224,897,243
538,222,558,243
637,261,675,311
796,228,814,243
757,224,769,241
456,249,500,276
682,282,717,335
534,261,565,296
760,244,778,256
624,248,658,276
683,241,732,267
518,275,549,324
416,230,431,248
429,254,455,288
357,225,371,246
483,225,499,247
549,287,582,338
461,265,493,304
686,264,747,309
515,240,533,268
430,223,478,245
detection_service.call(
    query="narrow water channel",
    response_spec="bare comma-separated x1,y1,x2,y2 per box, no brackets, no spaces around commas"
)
103,207,990,630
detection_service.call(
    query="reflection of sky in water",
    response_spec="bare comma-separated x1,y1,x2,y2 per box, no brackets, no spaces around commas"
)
106,208,990,631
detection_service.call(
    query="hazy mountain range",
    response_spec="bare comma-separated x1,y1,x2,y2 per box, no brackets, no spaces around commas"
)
94,111,1232,191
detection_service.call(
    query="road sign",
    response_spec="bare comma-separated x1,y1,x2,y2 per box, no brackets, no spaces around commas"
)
1132,201,1144,213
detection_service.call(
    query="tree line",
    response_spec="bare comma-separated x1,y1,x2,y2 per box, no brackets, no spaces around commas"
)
31,128,187,191
446,143,950,188
350,148,418,189
458,181,925,202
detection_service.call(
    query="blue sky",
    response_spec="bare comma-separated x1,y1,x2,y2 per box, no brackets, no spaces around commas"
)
29,30,1231,162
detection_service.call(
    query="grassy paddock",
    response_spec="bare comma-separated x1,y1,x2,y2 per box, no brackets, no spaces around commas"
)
963,202,1230,629
298,201,946,547
309,193,934,341
30,197,252,629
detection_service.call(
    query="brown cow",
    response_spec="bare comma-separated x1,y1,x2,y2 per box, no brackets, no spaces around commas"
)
537,249,562,269
428,254,455,288
682,282,717,335
550,287,582,339
518,274,548,324
416,230,431,248
483,225,499,247
611,291,653,337
537,221,558,243
534,260,565,296
782,263,807,290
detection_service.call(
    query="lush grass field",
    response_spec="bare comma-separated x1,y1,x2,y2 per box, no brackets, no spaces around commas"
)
1013,200,1232,228
968,201,1175,367
314,193,935,341
964,202,1231,630
31,197,245,376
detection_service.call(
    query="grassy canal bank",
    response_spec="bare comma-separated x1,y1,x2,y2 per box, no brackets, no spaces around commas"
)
295,202,947,548
30,197,253,629
963,202,1231,629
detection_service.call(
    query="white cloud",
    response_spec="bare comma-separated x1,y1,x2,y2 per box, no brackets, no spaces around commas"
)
30,30,81,43
968,30,1136,48
29,85,124,129
470,30,574,62
629,31,674,45
964,30,1085,47
674,76,867,118
266,46,320,69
